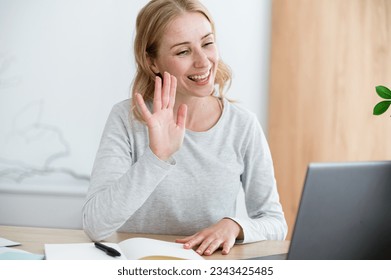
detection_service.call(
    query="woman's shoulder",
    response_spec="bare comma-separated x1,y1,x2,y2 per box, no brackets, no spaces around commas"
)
110,98,139,121
224,99,259,125
108,98,145,129
111,98,132,115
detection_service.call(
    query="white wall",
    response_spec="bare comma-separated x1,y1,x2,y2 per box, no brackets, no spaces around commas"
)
0,0,272,228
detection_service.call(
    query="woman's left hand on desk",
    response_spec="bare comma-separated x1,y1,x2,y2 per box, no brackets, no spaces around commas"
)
176,218,243,256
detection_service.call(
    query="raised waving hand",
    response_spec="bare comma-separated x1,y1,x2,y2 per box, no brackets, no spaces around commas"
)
136,72,187,161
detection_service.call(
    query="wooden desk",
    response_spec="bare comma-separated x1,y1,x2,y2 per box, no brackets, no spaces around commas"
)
0,225,289,260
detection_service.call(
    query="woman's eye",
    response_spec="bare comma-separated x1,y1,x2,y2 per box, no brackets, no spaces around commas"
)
203,42,214,47
177,50,189,56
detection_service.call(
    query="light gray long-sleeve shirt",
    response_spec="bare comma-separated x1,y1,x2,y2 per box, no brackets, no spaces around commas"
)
82,98,287,243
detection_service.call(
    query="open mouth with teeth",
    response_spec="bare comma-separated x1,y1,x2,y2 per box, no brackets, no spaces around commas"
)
188,69,211,83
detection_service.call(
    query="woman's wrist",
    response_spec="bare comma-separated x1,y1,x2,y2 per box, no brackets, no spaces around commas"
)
223,218,244,240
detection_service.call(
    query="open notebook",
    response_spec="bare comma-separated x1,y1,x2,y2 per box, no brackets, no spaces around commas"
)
45,237,204,260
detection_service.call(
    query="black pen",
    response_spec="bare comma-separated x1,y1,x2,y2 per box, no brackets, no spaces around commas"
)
94,242,121,257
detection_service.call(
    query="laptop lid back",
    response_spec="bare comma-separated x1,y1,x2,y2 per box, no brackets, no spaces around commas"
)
288,161,391,260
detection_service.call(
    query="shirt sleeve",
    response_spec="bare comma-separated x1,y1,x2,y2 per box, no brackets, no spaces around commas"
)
228,115,288,243
82,103,175,241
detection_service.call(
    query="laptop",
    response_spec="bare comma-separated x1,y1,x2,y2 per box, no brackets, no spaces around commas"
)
250,161,391,260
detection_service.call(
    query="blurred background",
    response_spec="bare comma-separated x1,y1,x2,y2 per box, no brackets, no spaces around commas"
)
0,0,390,239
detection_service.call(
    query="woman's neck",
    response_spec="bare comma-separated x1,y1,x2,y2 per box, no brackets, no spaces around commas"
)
174,95,223,132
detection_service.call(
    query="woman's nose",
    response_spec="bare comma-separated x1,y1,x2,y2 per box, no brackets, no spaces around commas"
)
193,49,209,68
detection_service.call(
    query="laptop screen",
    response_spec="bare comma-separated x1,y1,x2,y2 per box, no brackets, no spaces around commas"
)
288,161,391,260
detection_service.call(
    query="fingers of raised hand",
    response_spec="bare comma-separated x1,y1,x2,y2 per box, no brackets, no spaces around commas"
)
161,72,171,109
153,76,162,113
135,93,152,122
176,104,187,129
168,74,177,109
154,72,177,112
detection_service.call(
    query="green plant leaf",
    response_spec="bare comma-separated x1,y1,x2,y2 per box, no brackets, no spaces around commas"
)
373,101,391,115
376,85,391,99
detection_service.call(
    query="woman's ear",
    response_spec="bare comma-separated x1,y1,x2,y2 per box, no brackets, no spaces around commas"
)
146,55,160,75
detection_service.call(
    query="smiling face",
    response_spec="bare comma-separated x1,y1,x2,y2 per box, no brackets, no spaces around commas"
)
149,12,219,99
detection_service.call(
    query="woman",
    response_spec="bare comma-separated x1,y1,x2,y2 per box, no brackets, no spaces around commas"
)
83,0,287,256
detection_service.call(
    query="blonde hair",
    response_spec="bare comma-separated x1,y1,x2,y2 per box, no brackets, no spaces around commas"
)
131,0,232,121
